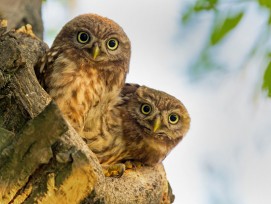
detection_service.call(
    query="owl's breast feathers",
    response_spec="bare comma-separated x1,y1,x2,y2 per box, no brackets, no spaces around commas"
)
35,49,126,132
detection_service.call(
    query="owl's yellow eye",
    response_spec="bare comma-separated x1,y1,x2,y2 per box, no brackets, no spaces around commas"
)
141,104,152,115
77,32,90,44
107,38,119,50
168,113,179,124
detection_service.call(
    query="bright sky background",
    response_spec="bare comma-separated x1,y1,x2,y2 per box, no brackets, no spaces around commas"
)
43,1,271,203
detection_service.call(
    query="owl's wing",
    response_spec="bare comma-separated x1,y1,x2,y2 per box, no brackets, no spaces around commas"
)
34,53,48,89
34,47,59,90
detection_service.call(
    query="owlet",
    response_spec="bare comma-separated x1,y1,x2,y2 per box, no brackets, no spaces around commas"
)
35,14,131,134
87,83,190,175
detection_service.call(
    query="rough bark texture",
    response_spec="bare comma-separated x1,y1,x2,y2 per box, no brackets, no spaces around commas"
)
0,21,174,203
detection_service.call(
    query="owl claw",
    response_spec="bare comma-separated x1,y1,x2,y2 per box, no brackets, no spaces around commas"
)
103,163,126,178
124,160,143,169
103,161,143,177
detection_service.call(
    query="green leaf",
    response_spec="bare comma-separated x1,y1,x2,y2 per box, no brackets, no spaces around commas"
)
194,0,218,12
262,61,271,97
268,13,271,25
182,7,194,24
258,0,271,10
182,0,218,24
210,12,244,45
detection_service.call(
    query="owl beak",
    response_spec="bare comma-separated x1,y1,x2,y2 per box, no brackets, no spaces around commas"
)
92,44,100,60
153,117,161,133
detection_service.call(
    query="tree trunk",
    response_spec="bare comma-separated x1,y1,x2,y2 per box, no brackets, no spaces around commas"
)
0,3,174,204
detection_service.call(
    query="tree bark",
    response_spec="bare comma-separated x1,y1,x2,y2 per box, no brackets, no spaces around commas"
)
0,18,174,204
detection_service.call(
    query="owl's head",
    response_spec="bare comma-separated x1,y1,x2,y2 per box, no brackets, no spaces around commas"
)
52,13,131,72
122,84,190,144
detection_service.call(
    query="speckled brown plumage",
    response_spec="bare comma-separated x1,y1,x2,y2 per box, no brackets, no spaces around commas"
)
35,14,131,133
86,83,190,171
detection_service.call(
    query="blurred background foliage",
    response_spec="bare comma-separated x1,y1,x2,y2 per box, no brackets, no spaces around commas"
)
181,0,271,96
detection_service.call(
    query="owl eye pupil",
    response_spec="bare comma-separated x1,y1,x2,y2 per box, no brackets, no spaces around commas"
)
143,106,150,113
170,115,177,121
80,33,88,41
78,32,90,43
109,40,116,47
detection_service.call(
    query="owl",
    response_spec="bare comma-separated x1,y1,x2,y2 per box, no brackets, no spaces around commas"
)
35,14,131,134
87,84,190,176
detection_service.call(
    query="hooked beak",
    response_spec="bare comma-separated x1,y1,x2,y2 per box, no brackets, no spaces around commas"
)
153,117,161,133
92,44,100,60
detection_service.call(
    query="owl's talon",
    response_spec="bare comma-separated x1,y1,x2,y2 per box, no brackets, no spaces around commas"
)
125,160,143,169
103,163,126,177
134,161,143,168
124,160,133,169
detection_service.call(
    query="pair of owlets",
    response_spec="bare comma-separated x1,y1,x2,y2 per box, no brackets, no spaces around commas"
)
35,14,190,176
